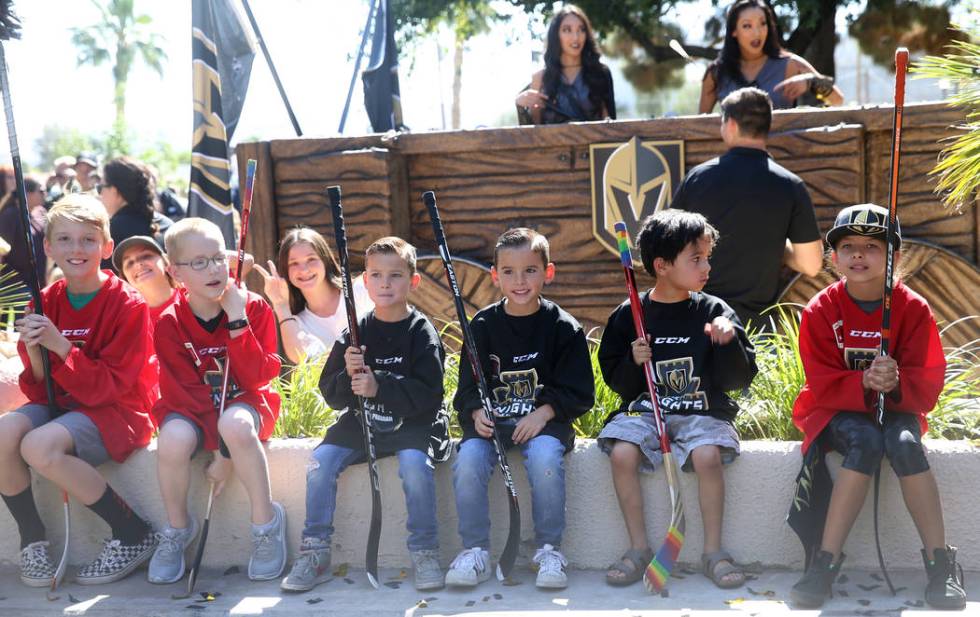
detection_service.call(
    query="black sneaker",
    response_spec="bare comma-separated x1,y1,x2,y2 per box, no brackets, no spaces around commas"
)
790,550,845,608
75,532,158,585
923,545,967,610
20,541,56,587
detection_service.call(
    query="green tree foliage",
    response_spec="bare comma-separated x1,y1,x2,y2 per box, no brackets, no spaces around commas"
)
70,0,166,155
913,23,980,212
32,125,105,172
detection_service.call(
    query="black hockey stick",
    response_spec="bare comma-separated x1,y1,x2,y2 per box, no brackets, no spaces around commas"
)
0,3,68,591
871,47,909,598
422,190,520,581
327,185,382,589
178,158,257,599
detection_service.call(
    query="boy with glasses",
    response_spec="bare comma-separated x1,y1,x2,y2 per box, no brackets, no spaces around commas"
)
148,217,285,584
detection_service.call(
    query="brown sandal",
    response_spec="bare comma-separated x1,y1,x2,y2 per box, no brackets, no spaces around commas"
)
702,549,746,589
606,547,653,586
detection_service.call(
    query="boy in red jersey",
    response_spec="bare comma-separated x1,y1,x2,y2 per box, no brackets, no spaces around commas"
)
149,217,284,584
1,194,158,586
789,204,965,610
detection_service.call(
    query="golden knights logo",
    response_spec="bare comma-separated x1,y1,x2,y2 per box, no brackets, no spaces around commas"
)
845,348,877,371
654,357,708,411
204,357,241,409
490,354,543,422
849,208,884,235
590,136,685,257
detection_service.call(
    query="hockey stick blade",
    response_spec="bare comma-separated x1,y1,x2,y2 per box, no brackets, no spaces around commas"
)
422,190,521,580
327,185,382,589
175,483,215,599
613,222,686,592
50,491,69,591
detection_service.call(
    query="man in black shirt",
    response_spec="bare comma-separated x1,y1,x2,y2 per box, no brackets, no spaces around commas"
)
670,87,823,329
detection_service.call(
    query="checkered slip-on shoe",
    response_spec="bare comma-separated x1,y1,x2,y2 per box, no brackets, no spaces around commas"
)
20,541,56,587
75,532,158,585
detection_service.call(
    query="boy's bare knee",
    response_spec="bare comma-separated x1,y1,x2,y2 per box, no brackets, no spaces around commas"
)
610,442,641,470
691,445,722,473
218,414,257,448
157,427,197,464
0,414,31,456
20,429,64,471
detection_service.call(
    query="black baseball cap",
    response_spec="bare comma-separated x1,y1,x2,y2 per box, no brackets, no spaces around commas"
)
112,235,165,273
826,203,901,249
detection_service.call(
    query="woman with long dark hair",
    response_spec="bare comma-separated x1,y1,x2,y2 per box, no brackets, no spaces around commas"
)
516,5,615,124
254,227,373,363
99,156,173,250
699,0,843,113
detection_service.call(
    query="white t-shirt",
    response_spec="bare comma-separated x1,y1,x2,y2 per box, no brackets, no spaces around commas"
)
294,276,374,359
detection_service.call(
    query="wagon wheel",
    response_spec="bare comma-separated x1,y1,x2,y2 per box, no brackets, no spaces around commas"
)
778,239,980,348
411,254,498,351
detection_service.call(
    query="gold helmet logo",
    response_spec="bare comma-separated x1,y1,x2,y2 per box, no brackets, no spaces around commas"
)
590,137,684,257
851,208,881,235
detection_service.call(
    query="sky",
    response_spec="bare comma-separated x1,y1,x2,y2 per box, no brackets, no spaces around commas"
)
0,0,973,170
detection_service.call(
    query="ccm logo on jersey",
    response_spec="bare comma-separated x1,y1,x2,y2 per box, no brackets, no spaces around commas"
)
196,346,225,356
61,328,91,337
513,352,539,363
849,330,881,339
654,337,690,344
375,356,403,365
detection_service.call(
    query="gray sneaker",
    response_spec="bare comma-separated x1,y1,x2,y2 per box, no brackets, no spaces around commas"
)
533,544,568,589
280,537,332,592
148,519,198,584
249,502,287,581
411,549,444,591
20,541,56,587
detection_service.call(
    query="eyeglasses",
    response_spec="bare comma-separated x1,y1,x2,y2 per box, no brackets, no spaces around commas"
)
96,183,109,193
173,253,227,271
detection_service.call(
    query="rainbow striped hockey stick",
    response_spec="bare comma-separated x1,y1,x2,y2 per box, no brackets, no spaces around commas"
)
614,222,686,593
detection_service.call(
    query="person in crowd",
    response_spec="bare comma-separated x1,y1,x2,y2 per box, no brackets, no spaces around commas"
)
789,204,965,610
73,152,99,193
98,157,174,269
598,210,757,588
282,237,446,592
446,228,594,591
670,87,823,329
1,194,158,586
698,0,843,113
0,174,47,293
254,227,372,363
515,4,615,124
149,217,285,584
112,236,178,321
45,156,77,203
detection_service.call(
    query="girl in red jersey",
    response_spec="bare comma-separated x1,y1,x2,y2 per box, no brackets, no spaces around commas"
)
789,204,965,610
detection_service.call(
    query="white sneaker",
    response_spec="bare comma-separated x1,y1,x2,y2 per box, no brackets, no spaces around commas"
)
444,547,491,588
533,544,568,589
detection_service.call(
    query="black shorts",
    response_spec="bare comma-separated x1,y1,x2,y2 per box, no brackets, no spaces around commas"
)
819,411,929,477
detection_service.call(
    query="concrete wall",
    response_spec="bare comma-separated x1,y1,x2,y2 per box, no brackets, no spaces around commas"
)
1,439,977,572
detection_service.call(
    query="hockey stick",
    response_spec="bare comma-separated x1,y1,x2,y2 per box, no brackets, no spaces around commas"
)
422,191,520,581
179,158,257,599
0,3,69,591
871,47,909,598
613,223,686,593
326,185,382,589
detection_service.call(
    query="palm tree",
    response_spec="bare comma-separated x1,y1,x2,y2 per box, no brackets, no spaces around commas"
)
70,0,166,153
913,24,979,213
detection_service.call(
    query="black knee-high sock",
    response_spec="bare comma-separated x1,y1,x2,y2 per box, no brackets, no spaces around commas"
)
2,486,46,549
87,485,150,545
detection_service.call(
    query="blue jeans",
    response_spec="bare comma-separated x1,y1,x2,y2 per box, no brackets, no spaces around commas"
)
453,434,565,549
303,443,438,551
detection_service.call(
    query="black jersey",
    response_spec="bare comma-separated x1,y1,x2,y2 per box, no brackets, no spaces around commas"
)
598,290,757,423
320,308,445,458
454,298,595,452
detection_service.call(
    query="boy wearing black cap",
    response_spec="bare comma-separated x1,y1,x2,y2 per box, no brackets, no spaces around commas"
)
789,204,966,610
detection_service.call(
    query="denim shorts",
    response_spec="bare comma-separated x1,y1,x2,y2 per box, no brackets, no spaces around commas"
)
819,411,929,477
598,412,739,473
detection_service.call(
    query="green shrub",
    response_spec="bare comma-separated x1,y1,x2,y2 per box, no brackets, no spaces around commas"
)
271,355,336,439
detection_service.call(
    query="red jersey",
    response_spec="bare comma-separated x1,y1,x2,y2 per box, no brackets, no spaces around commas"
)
149,288,179,323
17,272,157,462
793,280,946,451
153,289,281,450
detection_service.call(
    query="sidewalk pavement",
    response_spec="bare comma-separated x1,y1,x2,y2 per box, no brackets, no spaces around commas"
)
0,564,973,616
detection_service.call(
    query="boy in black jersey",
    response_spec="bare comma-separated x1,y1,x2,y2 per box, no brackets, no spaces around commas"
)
598,210,757,589
447,228,594,590
281,237,447,593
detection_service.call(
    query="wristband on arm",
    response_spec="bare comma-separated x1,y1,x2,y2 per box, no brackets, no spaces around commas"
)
810,74,835,100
